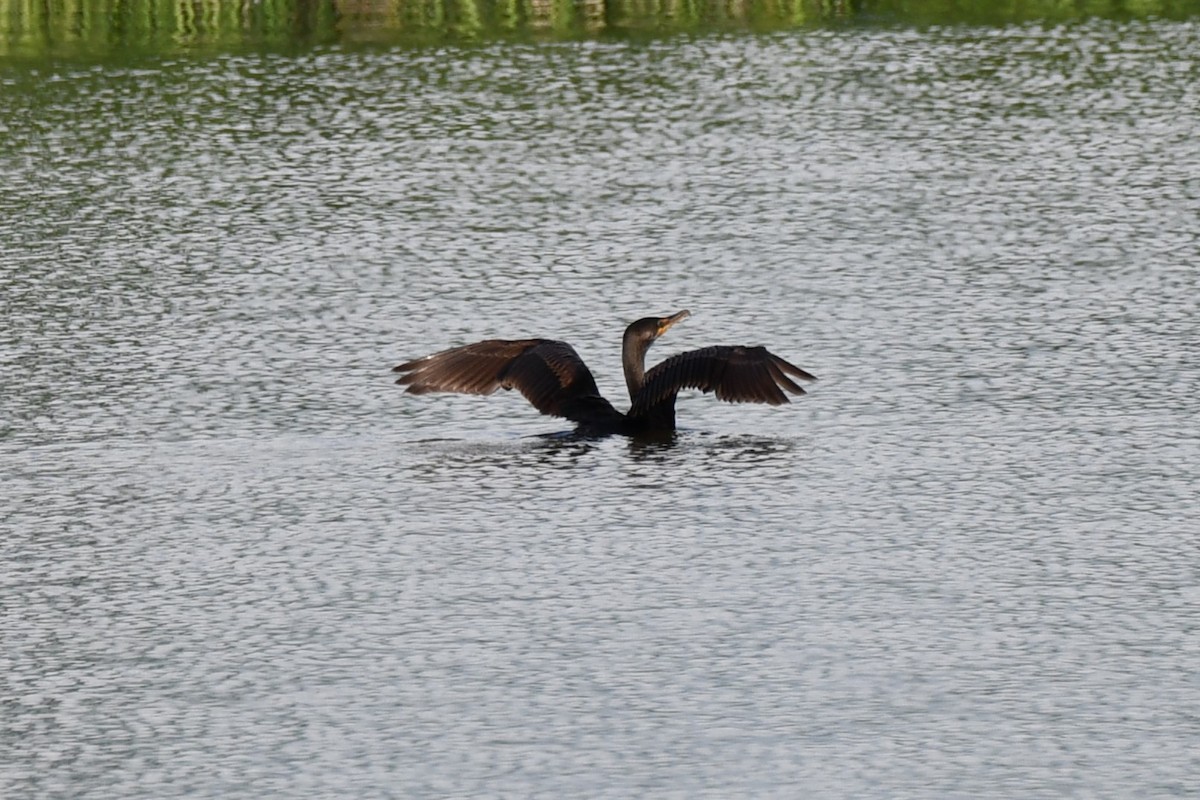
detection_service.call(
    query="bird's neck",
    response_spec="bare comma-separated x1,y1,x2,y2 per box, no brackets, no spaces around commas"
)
622,335,649,402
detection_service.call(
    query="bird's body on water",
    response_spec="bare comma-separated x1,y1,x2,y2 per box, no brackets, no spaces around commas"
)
392,310,816,437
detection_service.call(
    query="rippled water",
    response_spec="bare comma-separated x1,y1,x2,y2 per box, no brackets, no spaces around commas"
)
4,21,1200,798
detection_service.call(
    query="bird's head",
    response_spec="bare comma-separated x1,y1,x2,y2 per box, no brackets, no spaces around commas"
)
625,309,691,348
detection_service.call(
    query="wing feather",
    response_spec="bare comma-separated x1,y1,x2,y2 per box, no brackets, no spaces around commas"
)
394,339,535,395
766,359,806,396
631,345,816,420
394,339,620,424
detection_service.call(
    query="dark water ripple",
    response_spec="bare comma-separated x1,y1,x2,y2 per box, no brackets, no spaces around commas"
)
3,20,1199,799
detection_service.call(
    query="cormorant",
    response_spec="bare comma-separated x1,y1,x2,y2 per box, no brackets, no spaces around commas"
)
392,310,816,436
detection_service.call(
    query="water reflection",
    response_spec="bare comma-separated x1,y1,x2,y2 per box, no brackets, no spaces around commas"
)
624,431,801,464
406,433,602,472
3,0,1199,58
397,428,803,485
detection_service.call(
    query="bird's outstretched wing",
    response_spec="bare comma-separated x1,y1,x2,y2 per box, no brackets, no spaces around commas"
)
393,339,620,424
629,346,816,421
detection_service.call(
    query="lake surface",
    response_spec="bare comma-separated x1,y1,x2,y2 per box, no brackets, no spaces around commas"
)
3,14,1200,799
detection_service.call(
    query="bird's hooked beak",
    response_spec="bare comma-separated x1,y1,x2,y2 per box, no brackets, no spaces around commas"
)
656,309,691,337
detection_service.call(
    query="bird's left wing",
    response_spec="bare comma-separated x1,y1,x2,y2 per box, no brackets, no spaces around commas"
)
630,345,816,418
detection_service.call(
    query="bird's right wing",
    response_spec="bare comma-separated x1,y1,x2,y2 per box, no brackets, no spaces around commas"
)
393,339,620,424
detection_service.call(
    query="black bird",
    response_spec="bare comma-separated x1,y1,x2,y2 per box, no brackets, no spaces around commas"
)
392,310,816,437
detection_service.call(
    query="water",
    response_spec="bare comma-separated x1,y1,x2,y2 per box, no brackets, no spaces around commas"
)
4,20,1200,798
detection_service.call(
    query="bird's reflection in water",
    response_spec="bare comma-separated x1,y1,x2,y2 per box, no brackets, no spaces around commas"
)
405,433,590,477
698,432,800,463
527,433,602,468
625,431,680,463
405,428,802,481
